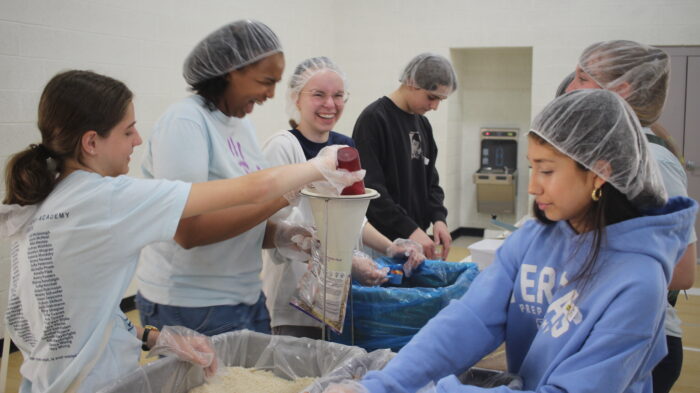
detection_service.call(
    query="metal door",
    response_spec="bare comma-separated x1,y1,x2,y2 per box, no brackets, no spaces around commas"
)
657,46,700,242
684,56,700,239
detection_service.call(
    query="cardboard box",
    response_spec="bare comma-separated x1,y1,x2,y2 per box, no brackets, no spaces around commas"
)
468,239,504,270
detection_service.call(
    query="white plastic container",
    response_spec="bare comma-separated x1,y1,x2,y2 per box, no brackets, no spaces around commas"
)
468,239,504,270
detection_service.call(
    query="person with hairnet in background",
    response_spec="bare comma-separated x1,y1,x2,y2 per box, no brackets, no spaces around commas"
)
563,40,695,393
134,20,317,337
260,56,425,339
324,89,697,393
352,53,457,261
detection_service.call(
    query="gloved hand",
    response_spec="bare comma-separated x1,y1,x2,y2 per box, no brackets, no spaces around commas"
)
323,380,369,393
148,326,218,378
386,238,425,277
283,187,303,207
351,250,389,286
274,220,315,262
309,145,366,195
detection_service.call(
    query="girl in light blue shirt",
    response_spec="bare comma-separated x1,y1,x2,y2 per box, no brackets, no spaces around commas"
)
1,69,360,393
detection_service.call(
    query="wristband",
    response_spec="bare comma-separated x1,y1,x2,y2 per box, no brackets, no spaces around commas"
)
141,325,159,351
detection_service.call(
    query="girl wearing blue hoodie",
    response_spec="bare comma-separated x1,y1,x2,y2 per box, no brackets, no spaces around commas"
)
324,89,697,393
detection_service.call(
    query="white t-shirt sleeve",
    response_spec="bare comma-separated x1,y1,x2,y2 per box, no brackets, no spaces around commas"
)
262,132,310,223
110,176,191,249
654,151,697,243
150,116,211,182
262,131,303,167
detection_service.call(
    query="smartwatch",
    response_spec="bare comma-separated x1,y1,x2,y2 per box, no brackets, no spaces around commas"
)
141,325,159,351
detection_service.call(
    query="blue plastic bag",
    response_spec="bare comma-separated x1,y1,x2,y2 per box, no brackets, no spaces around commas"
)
331,258,480,352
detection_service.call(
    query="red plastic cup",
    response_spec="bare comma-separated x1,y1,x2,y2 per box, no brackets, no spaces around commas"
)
337,146,366,195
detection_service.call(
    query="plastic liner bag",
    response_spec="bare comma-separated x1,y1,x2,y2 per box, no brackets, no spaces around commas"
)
97,330,377,393
314,353,522,391
321,365,522,392
290,238,352,334
331,258,480,352
305,348,394,393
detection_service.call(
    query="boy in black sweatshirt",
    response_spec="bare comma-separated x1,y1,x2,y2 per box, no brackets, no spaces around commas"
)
352,53,457,260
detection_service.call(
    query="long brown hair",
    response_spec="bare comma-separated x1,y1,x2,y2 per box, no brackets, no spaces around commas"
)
572,41,682,163
3,70,133,206
581,40,669,127
529,133,640,291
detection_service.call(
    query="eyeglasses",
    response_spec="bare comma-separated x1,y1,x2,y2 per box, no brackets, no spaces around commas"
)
301,89,350,104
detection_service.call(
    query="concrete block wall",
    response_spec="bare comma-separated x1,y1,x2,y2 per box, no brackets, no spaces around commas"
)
329,0,700,233
1,0,699,333
0,0,335,332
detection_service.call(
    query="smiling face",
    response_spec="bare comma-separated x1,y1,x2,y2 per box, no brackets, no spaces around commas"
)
403,85,450,115
93,102,142,177
296,70,346,137
220,52,285,118
527,135,601,233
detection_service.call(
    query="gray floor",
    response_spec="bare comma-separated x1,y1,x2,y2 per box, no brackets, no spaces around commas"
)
452,236,482,249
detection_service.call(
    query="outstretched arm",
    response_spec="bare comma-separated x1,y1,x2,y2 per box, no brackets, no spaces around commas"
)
174,197,288,249
181,161,320,218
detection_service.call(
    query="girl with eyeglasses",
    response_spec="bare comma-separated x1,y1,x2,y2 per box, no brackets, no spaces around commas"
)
261,56,425,339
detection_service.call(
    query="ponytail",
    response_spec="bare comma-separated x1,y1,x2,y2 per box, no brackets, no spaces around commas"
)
4,144,58,205
2,70,133,206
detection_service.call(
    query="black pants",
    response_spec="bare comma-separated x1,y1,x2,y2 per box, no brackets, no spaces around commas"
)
652,335,683,393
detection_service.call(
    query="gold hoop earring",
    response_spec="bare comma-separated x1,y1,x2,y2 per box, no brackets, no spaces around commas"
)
591,187,602,202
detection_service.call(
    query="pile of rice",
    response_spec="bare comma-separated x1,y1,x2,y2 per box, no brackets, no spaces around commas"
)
189,366,316,393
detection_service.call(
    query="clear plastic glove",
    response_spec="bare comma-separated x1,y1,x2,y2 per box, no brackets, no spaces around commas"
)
323,380,369,393
309,145,366,195
274,220,315,262
351,250,389,286
386,238,425,277
283,187,303,207
148,325,218,378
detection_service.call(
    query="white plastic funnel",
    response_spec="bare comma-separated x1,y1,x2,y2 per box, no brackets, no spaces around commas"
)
293,187,379,333
301,187,379,274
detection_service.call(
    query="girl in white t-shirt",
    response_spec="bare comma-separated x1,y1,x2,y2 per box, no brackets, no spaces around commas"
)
262,56,425,339
0,70,361,393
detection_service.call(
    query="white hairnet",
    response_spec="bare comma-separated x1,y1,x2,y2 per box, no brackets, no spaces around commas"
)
577,40,669,126
183,20,282,85
530,89,667,209
399,53,457,95
286,56,347,125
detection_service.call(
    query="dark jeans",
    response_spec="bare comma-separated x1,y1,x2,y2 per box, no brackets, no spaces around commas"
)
652,335,683,393
272,325,323,339
135,291,271,336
